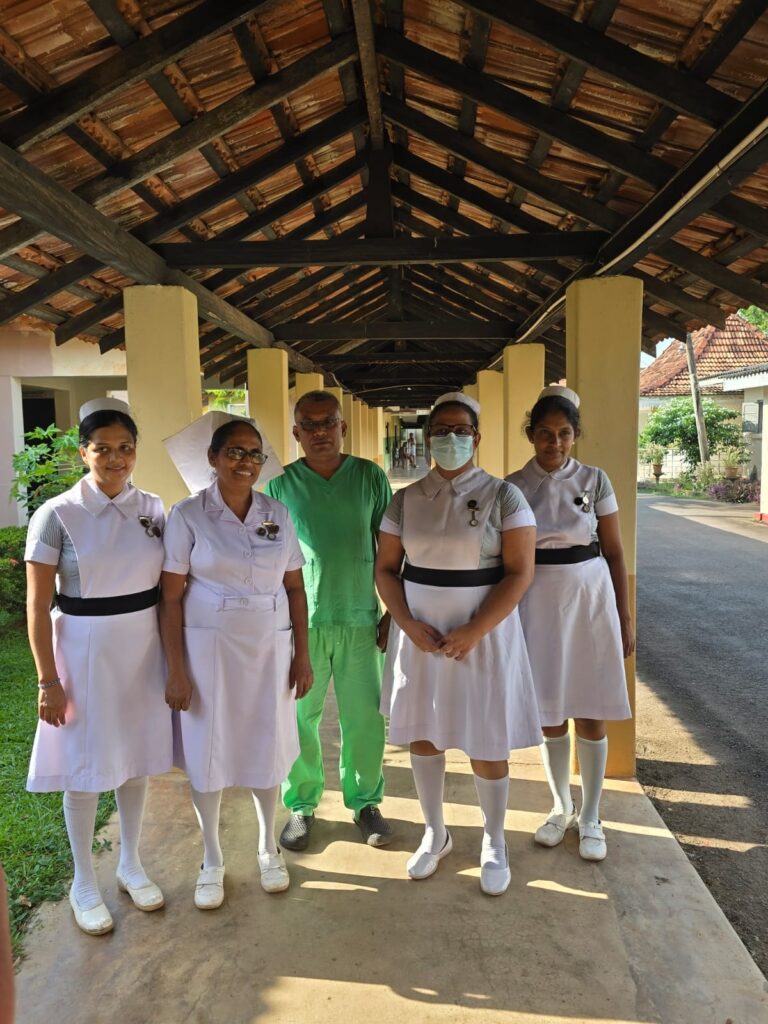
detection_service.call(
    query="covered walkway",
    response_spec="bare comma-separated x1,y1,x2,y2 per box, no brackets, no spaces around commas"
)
14,714,768,1024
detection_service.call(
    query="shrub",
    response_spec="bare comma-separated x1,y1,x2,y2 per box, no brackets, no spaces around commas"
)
11,424,82,516
639,398,742,467
0,526,27,619
706,480,761,504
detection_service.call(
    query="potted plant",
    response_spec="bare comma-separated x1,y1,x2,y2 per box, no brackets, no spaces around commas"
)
641,443,666,479
719,443,751,481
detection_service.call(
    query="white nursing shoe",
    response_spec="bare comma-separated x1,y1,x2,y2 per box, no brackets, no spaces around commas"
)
194,865,225,909
116,871,165,911
257,850,290,893
578,820,607,861
534,806,578,848
407,830,452,880
480,845,511,897
69,888,113,936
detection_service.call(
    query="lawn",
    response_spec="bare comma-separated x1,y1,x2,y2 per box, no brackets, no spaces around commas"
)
0,620,115,961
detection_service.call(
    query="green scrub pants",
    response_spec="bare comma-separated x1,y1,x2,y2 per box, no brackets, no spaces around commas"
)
282,625,385,815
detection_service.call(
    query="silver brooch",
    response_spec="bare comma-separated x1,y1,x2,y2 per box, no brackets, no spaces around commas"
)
138,514,161,538
257,520,280,541
574,491,592,514
467,500,479,527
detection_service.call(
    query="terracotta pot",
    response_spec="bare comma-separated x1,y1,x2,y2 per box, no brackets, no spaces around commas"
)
724,466,740,480
652,463,663,476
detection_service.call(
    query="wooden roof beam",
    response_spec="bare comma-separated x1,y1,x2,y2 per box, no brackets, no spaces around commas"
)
459,0,736,127
350,0,386,149
273,321,516,342
156,231,604,269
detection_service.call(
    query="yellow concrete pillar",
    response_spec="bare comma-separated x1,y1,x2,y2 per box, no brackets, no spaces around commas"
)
475,370,504,478
341,392,355,454
503,344,545,475
294,372,325,402
359,401,371,460
247,348,290,465
375,408,385,466
463,382,479,404
124,285,202,507
351,398,364,457
566,276,642,778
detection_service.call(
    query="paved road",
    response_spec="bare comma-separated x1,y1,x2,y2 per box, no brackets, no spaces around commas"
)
636,495,768,974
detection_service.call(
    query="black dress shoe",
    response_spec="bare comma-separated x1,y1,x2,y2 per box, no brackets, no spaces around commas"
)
280,813,315,851
355,806,393,847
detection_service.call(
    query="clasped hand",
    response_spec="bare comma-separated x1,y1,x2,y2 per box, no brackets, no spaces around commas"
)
165,671,193,711
404,619,481,661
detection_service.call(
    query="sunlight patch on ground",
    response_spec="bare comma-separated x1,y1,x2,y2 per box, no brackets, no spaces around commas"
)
526,879,609,900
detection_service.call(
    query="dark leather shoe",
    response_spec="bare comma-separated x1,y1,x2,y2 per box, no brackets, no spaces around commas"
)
280,813,315,851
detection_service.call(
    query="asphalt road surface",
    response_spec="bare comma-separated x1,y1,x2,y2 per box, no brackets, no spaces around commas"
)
635,494,768,976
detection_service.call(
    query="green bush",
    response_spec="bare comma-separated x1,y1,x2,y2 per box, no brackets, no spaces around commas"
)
639,397,742,467
0,526,27,620
11,424,83,516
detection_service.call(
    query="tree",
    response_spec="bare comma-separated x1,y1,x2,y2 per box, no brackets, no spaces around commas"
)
11,424,83,516
639,398,742,467
737,306,768,333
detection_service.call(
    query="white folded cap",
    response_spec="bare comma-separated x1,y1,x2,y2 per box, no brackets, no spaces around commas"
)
537,384,580,408
162,411,283,495
79,397,132,421
432,390,481,416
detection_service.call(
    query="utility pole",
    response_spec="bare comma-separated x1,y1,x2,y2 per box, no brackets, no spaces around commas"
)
685,331,709,464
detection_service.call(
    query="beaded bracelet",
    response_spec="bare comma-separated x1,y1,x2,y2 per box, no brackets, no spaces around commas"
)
38,678,60,690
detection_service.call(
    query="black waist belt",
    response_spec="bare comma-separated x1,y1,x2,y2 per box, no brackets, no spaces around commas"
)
401,563,504,588
56,587,159,617
535,542,600,565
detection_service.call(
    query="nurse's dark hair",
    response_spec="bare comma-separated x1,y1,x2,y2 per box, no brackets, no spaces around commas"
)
209,419,262,453
78,410,138,446
526,395,581,434
426,400,479,433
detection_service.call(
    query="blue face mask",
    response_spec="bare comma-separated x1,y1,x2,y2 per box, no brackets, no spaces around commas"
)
429,434,475,471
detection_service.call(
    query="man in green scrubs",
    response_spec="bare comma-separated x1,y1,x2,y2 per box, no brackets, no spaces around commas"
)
265,391,393,849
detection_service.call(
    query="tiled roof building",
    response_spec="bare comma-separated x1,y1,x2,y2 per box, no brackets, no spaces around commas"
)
639,315,768,398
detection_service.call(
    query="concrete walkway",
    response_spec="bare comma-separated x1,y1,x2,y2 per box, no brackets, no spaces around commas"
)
15,722,768,1023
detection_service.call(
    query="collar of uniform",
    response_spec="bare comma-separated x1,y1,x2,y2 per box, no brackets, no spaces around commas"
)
418,464,482,499
523,456,580,489
78,475,138,518
203,482,269,526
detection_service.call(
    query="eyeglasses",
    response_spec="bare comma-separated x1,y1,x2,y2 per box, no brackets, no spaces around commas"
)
222,447,268,464
138,515,161,538
257,521,280,541
429,425,476,438
297,417,340,433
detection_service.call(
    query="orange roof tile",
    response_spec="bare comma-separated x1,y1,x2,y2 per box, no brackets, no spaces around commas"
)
639,314,768,397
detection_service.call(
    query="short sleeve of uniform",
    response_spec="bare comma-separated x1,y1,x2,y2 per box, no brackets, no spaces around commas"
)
499,481,536,530
162,504,195,575
380,489,405,537
25,503,64,565
595,469,618,517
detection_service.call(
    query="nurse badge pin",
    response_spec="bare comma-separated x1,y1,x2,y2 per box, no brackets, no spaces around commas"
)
257,520,280,541
138,514,161,538
467,500,479,527
574,491,592,514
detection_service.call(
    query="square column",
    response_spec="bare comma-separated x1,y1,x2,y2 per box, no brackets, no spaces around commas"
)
566,276,642,778
247,348,291,465
294,372,325,402
475,370,504,478
0,375,25,526
125,286,202,507
375,408,384,466
503,344,545,474
341,392,355,454
351,398,365,457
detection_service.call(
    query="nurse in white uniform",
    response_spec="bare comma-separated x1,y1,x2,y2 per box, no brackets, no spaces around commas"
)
376,392,541,896
159,418,312,911
507,386,634,862
25,398,171,936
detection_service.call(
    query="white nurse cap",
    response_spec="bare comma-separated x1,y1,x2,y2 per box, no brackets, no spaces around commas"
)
162,411,284,495
432,390,481,416
79,396,133,420
537,385,580,408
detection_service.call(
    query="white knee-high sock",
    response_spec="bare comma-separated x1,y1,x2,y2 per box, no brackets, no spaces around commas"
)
540,733,574,816
115,776,151,888
410,751,447,854
577,736,608,824
252,786,279,855
190,788,224,868
63,791,101,910
473,774,509,867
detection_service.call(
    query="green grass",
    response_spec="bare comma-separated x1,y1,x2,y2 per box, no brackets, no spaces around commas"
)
0,622,115,961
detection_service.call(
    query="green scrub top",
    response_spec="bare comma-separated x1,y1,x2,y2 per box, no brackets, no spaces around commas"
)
265,455,393,627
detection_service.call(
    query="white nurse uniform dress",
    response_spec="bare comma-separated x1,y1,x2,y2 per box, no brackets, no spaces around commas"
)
163,483,304,792
25,476,171,792
507,457,631,725
380,466,542,759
